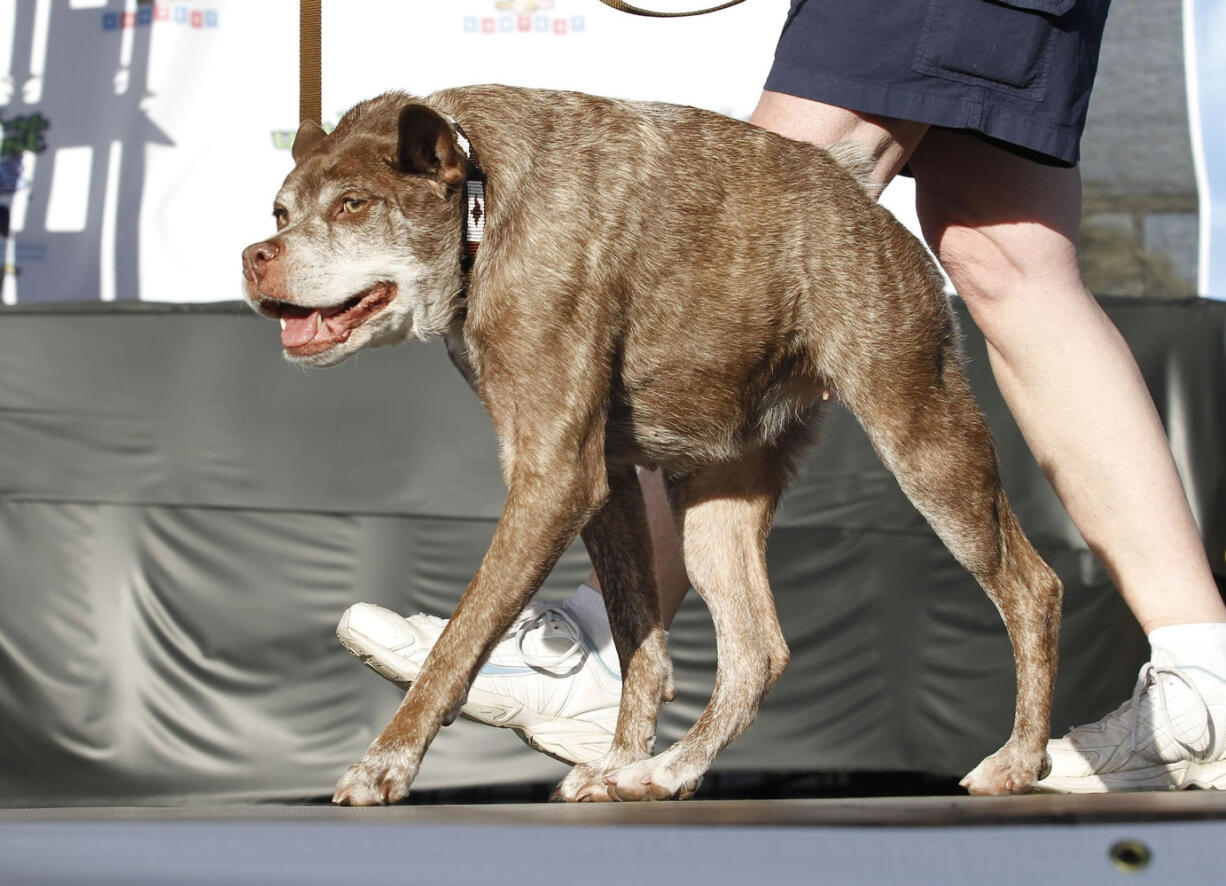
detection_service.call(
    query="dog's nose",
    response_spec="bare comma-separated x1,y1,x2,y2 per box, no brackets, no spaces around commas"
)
242,240,280,282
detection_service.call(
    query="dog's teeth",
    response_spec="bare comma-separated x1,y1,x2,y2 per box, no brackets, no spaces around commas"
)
279,318,287,330
316,313,323,334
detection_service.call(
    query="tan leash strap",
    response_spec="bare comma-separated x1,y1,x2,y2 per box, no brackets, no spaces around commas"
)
299,0,322,124
597,0,748,17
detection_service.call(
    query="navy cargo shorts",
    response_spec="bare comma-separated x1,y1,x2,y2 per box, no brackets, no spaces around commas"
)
764,0,1112,166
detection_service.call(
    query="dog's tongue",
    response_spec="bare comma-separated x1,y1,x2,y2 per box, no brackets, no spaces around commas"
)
280,305,322,348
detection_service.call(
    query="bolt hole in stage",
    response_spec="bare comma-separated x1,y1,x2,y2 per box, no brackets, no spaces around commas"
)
1108,839,1153,874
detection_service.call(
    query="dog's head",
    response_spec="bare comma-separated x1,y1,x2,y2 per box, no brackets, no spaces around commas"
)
242,94,470,366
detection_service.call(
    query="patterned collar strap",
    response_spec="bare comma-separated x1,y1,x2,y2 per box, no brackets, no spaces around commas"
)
443,113,486,267
464,179,485,259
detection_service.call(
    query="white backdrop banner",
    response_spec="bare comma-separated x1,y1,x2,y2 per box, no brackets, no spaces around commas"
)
24,1,1222,305
0,0,794,305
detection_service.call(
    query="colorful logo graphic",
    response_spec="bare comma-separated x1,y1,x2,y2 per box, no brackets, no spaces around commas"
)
465,0,585,35
101,3,220,31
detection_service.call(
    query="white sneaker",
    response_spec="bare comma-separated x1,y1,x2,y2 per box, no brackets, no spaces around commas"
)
1035,663,1226,792
336,601,622,764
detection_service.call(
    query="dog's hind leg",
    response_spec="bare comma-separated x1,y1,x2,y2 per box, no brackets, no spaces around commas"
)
598,451,791,801
831,321,1063,795
553,463,675,802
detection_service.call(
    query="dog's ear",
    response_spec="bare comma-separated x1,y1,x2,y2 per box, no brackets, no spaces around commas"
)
397,104,467,186
292,120,327,164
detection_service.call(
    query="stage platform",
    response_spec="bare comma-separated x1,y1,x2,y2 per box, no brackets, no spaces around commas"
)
2,792,1224,885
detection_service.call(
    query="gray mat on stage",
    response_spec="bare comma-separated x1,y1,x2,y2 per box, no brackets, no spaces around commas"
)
3,796,1226,886
0,297,1222,805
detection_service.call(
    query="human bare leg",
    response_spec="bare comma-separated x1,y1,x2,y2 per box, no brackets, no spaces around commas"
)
582,467,689,627
907,130,1224,631
907,130,1226,791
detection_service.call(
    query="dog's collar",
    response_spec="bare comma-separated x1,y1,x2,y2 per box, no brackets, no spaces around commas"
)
444,114,485,272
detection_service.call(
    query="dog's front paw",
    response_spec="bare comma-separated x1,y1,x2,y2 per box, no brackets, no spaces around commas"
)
601,752,702,801
961,742,1050,795
332,744,422,806
552,761,616,803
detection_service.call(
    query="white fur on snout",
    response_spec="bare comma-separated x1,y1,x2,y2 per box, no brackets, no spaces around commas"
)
278,229,423,308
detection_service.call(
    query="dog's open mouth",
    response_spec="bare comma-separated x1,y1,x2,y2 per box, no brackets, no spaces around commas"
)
257,283,397,355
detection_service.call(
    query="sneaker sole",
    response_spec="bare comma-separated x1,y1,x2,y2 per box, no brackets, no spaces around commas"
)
337,614,614,765
1034,759,1226,793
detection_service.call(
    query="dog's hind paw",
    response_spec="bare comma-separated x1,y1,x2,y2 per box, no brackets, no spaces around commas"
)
961,743,1050,795
332,745,421,806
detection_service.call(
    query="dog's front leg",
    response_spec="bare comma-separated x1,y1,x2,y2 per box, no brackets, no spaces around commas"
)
332,445,610,806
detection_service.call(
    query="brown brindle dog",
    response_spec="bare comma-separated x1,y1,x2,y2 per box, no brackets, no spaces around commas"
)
241,85,1061,805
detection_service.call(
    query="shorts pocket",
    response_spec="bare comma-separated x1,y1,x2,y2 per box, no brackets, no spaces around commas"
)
913,0,1072,100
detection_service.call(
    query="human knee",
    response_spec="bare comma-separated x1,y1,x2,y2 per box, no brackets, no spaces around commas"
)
927,220,1084,332
928,222,1023,307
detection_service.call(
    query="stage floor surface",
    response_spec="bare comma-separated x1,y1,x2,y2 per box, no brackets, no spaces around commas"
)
2,792,1224,885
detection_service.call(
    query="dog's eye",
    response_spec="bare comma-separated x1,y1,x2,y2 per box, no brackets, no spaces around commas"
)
342,197,367,214
272,207,288,229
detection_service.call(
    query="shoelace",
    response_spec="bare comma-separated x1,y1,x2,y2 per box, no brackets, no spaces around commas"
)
514,608,588,676
1125,664,1213,757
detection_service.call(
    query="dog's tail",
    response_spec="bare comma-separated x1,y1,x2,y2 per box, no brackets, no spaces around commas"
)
826,142,882,201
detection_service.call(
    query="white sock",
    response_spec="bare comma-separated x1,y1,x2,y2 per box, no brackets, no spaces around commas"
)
561,584,621,676
1148,623,1226,676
